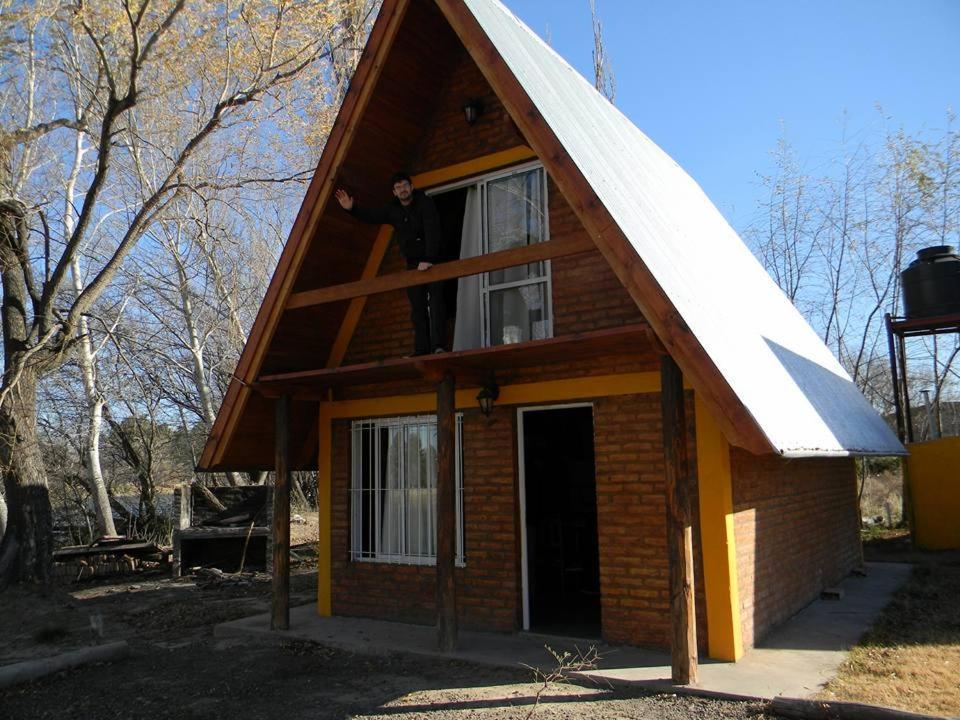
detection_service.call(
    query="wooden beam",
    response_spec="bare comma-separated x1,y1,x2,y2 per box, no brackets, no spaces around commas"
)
271,395,291,631
305,372,664,421
414,146,536,190
325,225,394,368
436,372,458,652
286,236,592,310
204,373,668,471
257,324,651,393
660,356,698,684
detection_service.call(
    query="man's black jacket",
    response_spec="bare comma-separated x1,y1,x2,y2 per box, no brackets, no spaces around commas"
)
349,189,442,264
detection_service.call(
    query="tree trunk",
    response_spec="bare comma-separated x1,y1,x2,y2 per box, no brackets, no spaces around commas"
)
0,489,7,541
0,199,53,586
0,370,54,587
70,257,117,538
171,242,242,487
63,131,115,538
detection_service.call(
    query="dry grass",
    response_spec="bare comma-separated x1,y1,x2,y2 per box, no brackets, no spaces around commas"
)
290,509,319,547
859,470,904,526
820,548,960,716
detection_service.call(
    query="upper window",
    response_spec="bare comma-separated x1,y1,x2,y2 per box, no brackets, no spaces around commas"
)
481,166,551,346
350,415,464,565
431,163,552,351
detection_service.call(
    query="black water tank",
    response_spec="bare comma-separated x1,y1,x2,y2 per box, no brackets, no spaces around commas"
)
901,246,960,318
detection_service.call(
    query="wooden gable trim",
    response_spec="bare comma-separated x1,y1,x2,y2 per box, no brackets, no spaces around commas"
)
199,0,412,470
433,0,772,455
324,146,536,369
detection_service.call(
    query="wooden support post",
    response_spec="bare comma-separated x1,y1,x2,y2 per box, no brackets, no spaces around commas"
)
272,394,291,631
660,356,698,684
884,314,905,443
436,372,458,652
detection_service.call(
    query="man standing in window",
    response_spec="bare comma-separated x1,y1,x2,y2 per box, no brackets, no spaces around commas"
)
335,173,446,356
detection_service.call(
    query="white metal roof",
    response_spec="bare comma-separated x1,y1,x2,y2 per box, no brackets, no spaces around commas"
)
466,0,905,456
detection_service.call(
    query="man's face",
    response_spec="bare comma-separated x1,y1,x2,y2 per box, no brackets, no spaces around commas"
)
392,179,413,204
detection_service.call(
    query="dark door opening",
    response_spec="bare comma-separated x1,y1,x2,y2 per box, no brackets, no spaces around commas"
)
431,186,468,330
522,406,600,637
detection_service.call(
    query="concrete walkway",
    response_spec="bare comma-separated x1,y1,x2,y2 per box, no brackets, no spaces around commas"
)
215,561,911,700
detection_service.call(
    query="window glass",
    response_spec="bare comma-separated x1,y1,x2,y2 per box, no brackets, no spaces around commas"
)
350,416,464,565
488,283,548,345
486,168,545,286
482,166,551,346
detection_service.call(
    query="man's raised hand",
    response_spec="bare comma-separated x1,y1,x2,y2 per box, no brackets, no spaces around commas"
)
334,188,354,210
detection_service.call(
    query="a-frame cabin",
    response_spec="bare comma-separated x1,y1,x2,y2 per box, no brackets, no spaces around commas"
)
198,0,904,678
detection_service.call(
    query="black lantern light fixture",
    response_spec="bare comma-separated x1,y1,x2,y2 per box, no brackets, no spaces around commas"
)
462,98,484,125
476,376,499,417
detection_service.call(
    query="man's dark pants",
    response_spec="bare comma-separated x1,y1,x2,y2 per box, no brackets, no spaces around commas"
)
406,277,446,355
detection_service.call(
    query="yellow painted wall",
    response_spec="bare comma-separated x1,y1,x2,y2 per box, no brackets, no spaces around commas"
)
906,437,960,550
694,395,744,661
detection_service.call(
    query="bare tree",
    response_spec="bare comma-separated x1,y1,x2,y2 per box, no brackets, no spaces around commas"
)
746,133,822,313
590,0,615,103
747,114,959,421
0,0,363,586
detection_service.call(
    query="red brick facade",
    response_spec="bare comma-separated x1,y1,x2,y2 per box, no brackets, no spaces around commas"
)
730,451,860,648
331,407,520,632
410,44,526,174
329,391,712,651
592,392,708,650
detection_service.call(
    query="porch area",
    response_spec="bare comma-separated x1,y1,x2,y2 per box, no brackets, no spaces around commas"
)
214,561,910,701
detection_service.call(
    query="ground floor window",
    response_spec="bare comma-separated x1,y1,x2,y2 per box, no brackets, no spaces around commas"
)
350,415,464,565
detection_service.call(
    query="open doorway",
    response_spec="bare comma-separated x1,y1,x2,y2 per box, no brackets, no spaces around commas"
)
519,405,600,637
432,186,467,330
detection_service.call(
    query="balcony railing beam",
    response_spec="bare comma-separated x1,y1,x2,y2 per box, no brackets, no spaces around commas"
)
285,236,594,310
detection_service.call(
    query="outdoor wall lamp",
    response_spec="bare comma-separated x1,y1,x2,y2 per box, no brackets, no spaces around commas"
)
462,99,484,125
476,376,499,417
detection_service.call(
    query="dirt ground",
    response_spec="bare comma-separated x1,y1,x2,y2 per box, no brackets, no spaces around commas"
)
0,554,777,720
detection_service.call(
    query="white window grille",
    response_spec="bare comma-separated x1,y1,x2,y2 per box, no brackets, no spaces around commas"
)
350,415,464,565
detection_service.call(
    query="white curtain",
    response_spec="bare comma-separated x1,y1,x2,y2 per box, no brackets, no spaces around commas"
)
379,425,403,555
453,187,482,351
404,423,436,558
379,421,438,559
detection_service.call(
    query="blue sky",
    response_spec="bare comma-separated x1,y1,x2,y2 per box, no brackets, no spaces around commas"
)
503,0,959,230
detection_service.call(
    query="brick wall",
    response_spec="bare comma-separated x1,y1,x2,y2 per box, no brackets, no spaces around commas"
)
330,406,519,631
731,451,859,648
342,249,411,364
549,186,645,335
329,390,708,653
410,44,526,174
593,392,707,650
